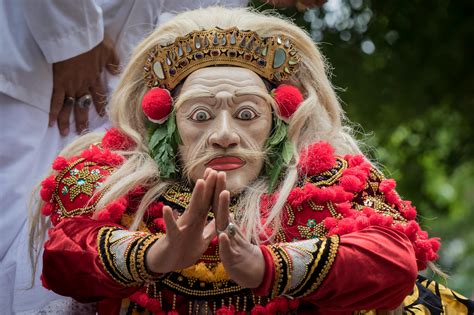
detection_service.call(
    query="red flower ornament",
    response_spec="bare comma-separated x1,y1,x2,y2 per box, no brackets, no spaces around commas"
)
272,84,303,122
141,87,172,123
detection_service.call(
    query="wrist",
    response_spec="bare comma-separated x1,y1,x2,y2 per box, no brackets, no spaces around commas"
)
145,236,171,274
252,245,276,296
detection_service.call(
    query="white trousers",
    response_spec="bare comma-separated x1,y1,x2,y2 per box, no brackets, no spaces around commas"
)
0,93,107,313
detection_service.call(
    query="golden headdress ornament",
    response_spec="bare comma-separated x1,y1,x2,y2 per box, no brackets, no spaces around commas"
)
143,27,301,90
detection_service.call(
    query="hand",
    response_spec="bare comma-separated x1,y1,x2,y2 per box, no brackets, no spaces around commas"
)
215,186,265,289
49,36,120,136
146,170,223,273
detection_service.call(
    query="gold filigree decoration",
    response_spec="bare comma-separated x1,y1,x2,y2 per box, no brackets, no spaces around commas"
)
61,166,102,201
143,27,300,90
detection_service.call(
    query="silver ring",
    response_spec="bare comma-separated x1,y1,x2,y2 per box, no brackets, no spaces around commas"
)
76,94,92,109
64,96,75,107
226,222,236,237
216,222,236,238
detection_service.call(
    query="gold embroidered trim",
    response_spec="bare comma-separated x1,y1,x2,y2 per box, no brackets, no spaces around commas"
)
269,236,339,298
303,157,348,187
53,158,114,218
97,226,162,286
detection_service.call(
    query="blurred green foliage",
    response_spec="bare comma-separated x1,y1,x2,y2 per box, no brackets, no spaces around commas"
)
252,0,474,296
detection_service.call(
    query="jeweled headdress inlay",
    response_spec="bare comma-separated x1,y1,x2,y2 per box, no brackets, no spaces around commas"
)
143,27,300,90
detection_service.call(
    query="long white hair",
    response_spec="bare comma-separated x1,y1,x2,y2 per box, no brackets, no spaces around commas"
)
30,6,364,264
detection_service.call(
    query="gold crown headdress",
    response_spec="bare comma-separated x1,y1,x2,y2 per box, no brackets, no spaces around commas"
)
143,27,300,90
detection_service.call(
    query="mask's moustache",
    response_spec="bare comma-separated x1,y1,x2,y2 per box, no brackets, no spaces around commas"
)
182,147,265,179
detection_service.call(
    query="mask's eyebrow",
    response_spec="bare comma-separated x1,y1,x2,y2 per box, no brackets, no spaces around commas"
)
174,88,215,109
233,87,275,105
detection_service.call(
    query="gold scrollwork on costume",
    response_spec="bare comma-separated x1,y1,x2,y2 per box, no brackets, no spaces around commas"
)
268,235,339,299
97,227,162,286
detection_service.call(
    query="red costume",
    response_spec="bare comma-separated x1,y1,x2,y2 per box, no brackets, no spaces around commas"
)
38,131,473,314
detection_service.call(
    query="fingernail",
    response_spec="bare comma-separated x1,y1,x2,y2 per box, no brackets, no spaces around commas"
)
61,128,69,136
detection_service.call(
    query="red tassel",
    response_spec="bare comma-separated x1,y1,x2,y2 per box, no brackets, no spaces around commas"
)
146,202,164,219
264,301,278,313
102,128,135,151
40,175,56,202
97,197,128,223
250,305,266,315
81,145,124,166
274,297,289,312
216,305,235,315
299,141,336,175
41,203,54,216
52,156,69,171
153,218,167,232
142,88,172,123
339,174,364,192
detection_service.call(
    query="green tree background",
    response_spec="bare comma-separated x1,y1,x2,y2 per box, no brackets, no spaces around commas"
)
253,0,474,296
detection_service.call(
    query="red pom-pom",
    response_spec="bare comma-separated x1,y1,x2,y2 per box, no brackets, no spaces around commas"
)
102,128,135,150
52,156,69,171
41,203,54,216
153,218,167,232
379,179,397,193
272,84,303,119
250,305,266,315
216,305,235,315
299,141,336,175
141,88,172,123
146,202,164,219
40,175,56,202
97,197,128,223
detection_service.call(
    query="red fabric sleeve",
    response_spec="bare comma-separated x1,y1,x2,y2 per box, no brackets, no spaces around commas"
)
252,245,276,296
42,216,139,302
306,226,418,313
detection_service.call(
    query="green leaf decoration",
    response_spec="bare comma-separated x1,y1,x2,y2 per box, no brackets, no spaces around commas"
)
282,139,293,164
264,114,293,192
149,126,168,150
147,110,181,179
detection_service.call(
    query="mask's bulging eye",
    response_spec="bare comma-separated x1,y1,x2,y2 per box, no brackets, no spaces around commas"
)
236,107,259,120
189,108,213,122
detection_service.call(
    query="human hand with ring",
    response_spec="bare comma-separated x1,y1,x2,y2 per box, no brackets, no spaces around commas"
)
145,169,220,274
214,173,265,289
49,36,120,136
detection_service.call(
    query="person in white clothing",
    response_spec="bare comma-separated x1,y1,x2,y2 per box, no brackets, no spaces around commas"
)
0,1,250,313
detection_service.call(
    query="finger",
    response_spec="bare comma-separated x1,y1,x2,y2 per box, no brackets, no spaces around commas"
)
90,78,107,117
203,168,211,180
172,209,180,220
219,232,238,259
49,88,65,127
73,90,90,134
105,47,120,75
216,190,231,232
57,98,73,136
199,170,218,210
163,206,179,236
212,172,226,217
203,219,216,241
183,179,210,223
203,169,217,205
